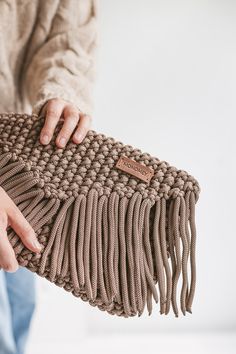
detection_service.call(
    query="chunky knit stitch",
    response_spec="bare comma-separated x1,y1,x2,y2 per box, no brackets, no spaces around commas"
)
0,112,200,318
0,0,97,116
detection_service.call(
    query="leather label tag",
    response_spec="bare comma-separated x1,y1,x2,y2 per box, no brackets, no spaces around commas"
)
115,155,154,183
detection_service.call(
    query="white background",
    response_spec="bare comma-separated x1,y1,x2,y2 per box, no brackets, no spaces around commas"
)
27,1,236,353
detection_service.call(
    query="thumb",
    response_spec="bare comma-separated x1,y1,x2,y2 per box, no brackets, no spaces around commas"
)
7,202,42,253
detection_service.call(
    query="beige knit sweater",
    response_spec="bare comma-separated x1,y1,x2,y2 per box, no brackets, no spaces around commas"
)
0,0,98,117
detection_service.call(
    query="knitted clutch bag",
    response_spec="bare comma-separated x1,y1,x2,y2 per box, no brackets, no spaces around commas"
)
0,112,200,318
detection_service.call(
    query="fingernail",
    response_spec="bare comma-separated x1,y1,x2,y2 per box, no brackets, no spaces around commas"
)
74,132,82,142
41,134,49,144
32,239,43,251
59,137,66,147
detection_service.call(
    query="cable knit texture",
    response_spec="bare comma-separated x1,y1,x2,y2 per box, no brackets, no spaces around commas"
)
0,0,97,116
0,113,200,318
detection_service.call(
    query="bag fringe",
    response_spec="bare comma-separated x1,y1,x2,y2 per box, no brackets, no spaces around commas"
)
0,152,197,318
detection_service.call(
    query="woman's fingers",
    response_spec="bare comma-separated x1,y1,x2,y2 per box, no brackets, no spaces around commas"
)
0,211,18,272
40,99,65,145
56,105,80,148
73,114,92,144
6,196,42,254
38,98,92,148
0,227,18,272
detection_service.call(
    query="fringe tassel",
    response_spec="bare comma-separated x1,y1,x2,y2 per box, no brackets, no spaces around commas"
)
143,200,158,315
77,195,86,288
96,195,110,305
101,196,113,303
152,198,166,314
186,191,197,313
56,202,73,280
118,196,131,315
0,152,198,318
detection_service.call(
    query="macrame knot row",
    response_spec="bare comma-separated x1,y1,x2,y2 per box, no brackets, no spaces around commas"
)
0,113,200,202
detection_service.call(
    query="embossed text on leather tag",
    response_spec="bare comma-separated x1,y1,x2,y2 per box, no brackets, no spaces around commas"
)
115,155,154,183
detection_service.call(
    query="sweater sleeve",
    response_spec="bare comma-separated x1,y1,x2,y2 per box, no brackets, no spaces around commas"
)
22,0,98,117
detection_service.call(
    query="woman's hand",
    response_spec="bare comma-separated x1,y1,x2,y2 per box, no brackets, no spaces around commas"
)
39,98,92,148
0,187,42,272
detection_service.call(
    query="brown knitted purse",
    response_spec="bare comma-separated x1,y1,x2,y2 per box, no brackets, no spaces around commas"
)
0,112,200,318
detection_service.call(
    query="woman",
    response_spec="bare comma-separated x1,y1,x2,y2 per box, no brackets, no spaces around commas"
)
0,1,98,353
